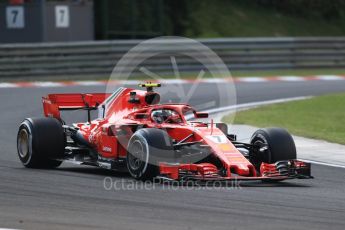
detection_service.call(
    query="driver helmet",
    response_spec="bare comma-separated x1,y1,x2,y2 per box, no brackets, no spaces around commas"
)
151,110,168,124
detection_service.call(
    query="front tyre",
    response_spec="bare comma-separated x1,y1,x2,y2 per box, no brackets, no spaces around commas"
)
250,127,296,172
126,128,174,181
17,118,65,168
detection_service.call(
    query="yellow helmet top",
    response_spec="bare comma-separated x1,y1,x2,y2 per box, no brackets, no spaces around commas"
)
138,83,161,88
138,82,161,92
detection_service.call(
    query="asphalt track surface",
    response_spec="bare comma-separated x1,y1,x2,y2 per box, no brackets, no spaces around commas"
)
1,80,345,230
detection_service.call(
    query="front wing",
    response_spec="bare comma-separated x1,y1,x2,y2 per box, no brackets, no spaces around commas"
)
158,160,313,182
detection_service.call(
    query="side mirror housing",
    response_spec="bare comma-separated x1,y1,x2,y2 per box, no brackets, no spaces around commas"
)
134,113,149,119
194,112,208,118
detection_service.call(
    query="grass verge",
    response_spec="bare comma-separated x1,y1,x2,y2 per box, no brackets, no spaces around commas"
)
222,93,345,145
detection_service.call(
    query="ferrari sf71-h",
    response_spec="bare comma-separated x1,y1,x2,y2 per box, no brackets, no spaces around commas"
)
17,83,312,182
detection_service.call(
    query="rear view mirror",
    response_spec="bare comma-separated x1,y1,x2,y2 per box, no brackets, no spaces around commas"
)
134,113,149,119
194,112,208,118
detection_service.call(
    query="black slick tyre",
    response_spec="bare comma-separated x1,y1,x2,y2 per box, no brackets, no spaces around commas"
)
250,127,296,172
17,117,65,168
126,128,174,180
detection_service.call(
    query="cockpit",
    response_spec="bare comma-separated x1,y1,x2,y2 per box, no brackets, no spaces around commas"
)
151,109,183,124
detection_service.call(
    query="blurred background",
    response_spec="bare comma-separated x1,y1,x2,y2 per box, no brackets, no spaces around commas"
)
2,0,345,80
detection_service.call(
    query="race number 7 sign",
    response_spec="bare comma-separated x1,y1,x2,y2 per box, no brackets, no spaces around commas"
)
6,6,25,29
55,6,70,28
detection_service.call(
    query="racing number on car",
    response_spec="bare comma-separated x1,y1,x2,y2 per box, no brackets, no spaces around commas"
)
206,135,227,144
55,6,69,28
6,6,25,28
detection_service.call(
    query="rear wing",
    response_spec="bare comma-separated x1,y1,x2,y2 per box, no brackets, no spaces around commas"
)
42,93,110,120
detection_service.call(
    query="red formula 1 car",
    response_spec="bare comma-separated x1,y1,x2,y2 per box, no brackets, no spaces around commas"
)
17,83,312,182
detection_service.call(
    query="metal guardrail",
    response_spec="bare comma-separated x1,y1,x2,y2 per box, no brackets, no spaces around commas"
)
1,37,345,78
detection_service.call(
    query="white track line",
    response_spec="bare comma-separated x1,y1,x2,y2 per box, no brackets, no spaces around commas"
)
159,79,189,84
276,76,307,81
31,82,65,87
199,78,229,83
236,77,269,82
202,96,311,115
0,228,22,230
75,81,106,86
0,83,18,88
314,75,345,80
299,159,345,169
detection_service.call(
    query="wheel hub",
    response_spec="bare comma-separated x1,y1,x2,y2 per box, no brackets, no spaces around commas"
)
128,140,145,170
18,129,30,158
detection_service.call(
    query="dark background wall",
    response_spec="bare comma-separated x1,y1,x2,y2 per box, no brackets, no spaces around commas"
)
0,0,94,43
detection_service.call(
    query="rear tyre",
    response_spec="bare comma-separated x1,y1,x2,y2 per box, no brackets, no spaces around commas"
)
250,127,296,172
126,128,174,181
17,118,65,168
